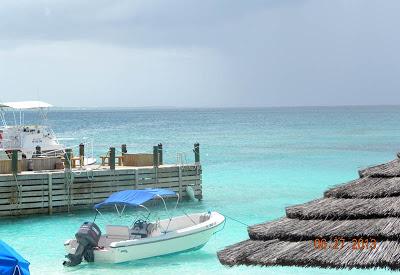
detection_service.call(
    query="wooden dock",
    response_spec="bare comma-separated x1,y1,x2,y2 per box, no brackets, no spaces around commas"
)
0,164,202,217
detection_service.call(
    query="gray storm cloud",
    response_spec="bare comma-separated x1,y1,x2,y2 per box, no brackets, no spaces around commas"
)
0,0,399,107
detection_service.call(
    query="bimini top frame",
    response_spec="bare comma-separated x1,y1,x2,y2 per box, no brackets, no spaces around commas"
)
0,101,53,126
94,188,180,221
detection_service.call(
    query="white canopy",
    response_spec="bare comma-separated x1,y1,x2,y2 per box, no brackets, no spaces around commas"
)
0,101,53,109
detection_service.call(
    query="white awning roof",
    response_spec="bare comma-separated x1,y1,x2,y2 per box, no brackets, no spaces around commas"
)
0,101,53,109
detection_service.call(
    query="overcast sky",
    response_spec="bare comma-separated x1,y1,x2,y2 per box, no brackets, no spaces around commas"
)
0,0,399,107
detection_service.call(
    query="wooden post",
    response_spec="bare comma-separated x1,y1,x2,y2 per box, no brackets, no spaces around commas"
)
35,146,41,158
153,146,159,185
158,143,163,165
121,144,127,154
11,150,18,175
196,165,202,201
153,146,159,167
109,147,116,170
134,169,138,189
48,173,53,215
194,143,200,164
79,143,84,167
64,149,72,170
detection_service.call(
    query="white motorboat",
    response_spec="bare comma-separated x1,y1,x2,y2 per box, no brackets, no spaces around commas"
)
63,189,225,266
0,101,64,158
0,101,96,164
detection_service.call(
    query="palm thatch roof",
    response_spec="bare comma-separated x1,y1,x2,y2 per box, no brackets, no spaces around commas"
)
359,158,400,178
249,217,400,241
219,239,400,270
325,177,400,198
218,154,400,270
286,197,400,219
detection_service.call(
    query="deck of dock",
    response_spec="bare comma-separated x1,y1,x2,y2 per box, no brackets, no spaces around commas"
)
0,164,202,217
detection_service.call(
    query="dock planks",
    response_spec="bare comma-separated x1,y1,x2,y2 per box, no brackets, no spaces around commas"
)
0,164,202,217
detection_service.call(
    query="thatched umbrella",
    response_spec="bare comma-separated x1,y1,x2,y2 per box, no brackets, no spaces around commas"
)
218,154,400,270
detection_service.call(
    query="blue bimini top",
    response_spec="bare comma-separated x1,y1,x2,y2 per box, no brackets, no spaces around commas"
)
94,189,176,209
0,240,30,275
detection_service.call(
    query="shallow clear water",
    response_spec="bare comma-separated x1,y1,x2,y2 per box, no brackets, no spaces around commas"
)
1,106,400,274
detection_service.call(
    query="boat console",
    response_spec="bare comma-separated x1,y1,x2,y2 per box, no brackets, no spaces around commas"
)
131,219,150,238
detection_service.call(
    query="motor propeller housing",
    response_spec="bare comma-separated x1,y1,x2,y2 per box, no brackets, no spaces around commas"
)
63,222,101,267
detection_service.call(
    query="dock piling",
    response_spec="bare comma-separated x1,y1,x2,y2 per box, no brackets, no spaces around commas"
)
158,143,163,165
153,146,159,167
64,149,72,170
11,150,18,175
79,143,84,167
194,143,200,164
109,147,116,170
134,169,138,189
48,173,53,215
35,146,41,158
121,144,127,154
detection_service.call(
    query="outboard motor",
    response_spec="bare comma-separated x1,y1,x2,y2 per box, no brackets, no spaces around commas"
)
63,222,101,267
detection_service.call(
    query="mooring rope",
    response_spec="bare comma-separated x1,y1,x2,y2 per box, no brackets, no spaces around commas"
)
62,148,109,212
87,169,95,181
12,174,22,213
65,170,74,212
219,212,250,227
213,219,226,235
64,152,73,212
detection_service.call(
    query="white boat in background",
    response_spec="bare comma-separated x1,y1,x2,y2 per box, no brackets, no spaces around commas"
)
0,101,96,164
0,101,64,158
63,189,225,266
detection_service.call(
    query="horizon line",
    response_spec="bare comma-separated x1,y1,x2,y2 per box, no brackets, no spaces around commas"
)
50,104,400,109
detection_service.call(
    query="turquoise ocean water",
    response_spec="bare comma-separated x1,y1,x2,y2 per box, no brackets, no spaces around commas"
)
1,106,400,274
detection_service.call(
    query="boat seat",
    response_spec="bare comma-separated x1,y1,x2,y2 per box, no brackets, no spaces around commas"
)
106,225,130,240
199,214,210,223
146,223,159,235
147,223,162,237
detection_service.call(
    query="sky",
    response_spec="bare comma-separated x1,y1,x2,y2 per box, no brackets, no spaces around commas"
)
0,0,399,108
